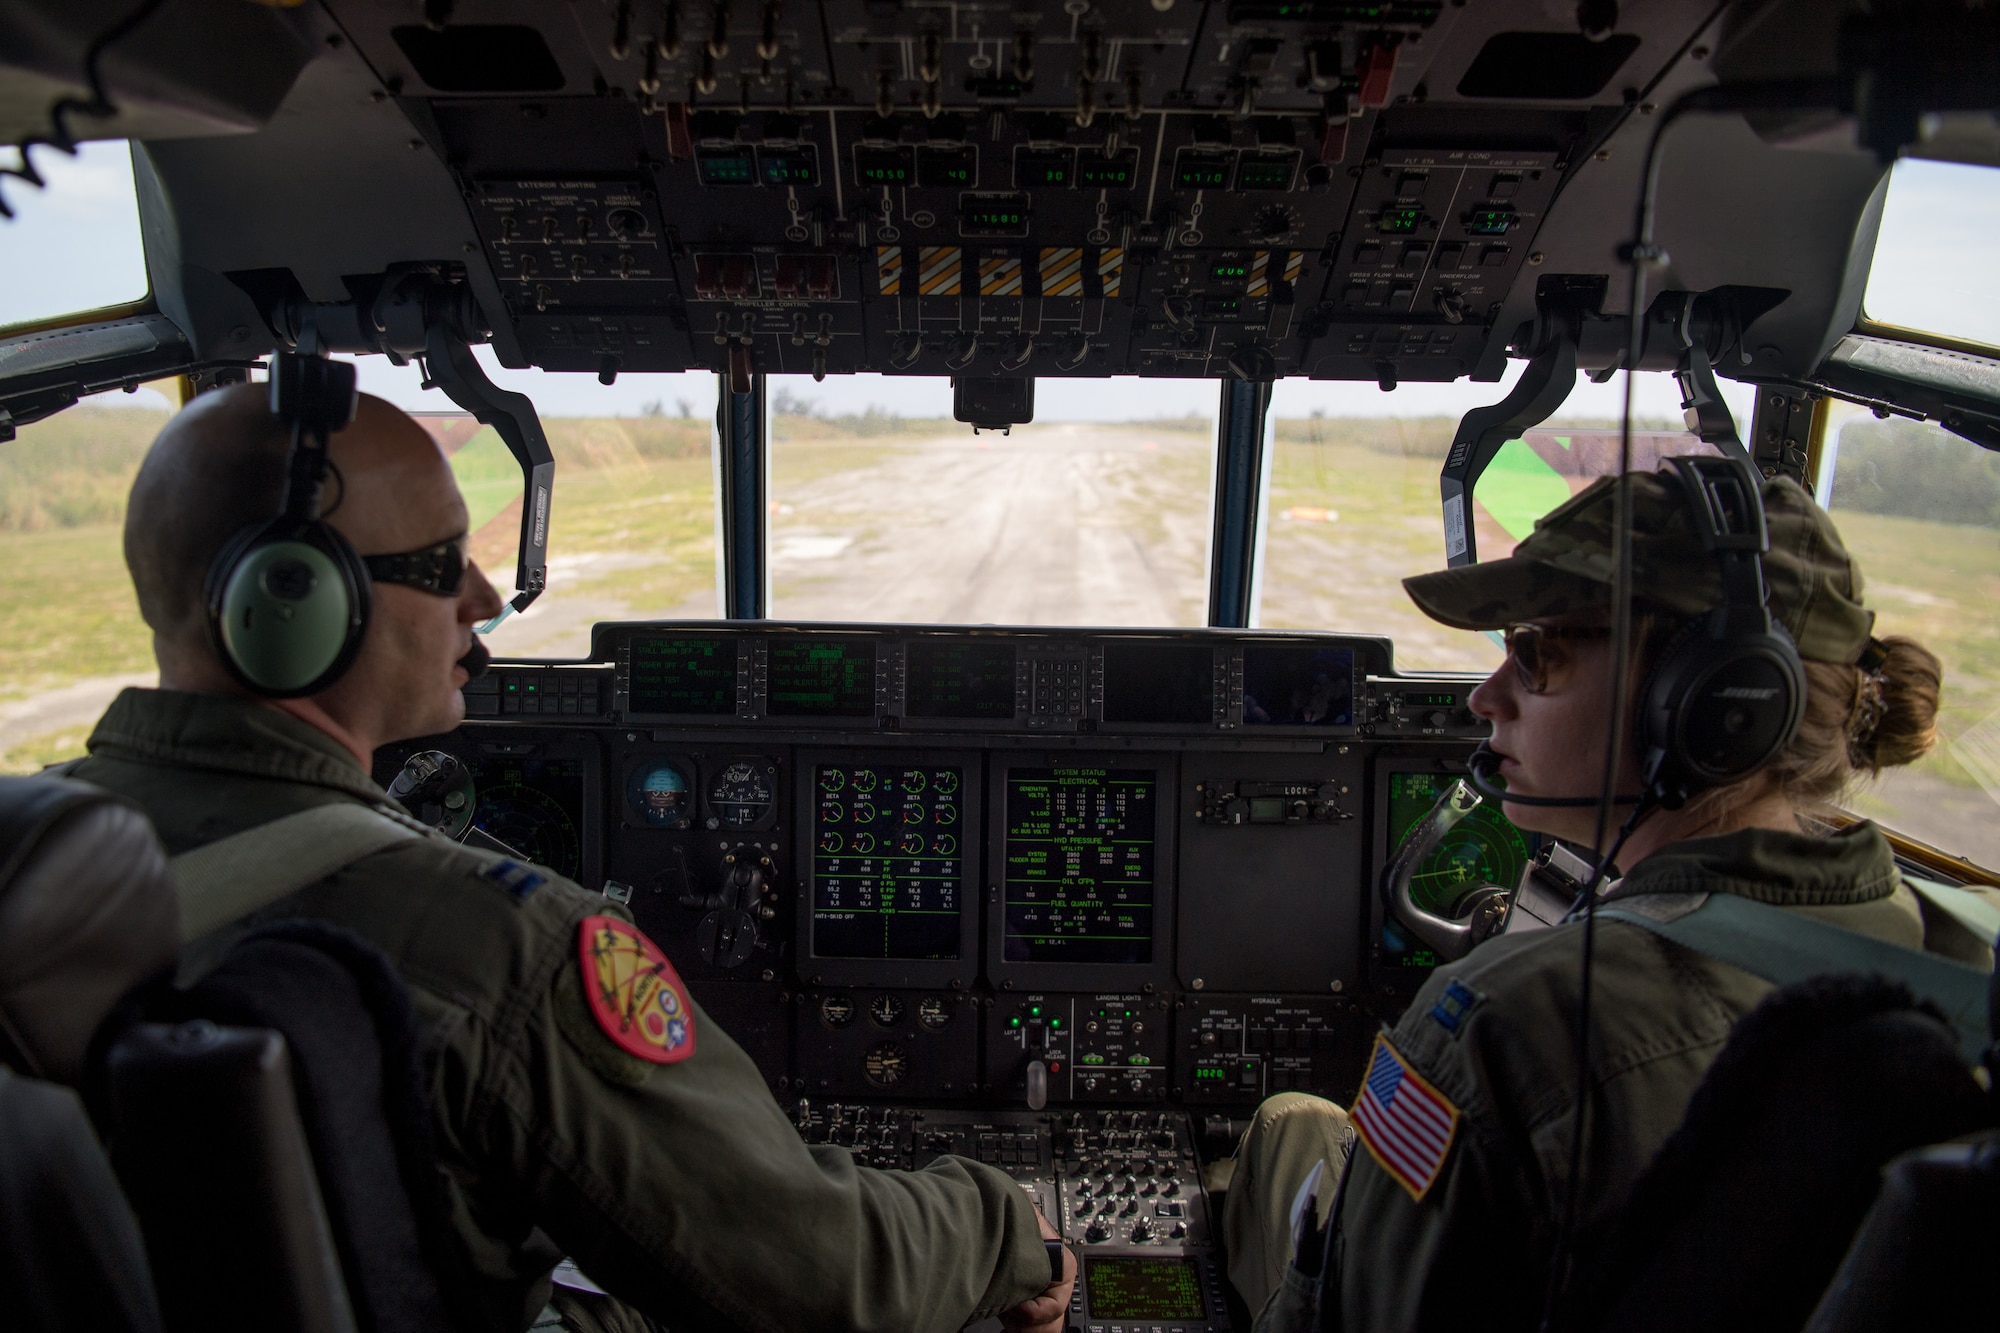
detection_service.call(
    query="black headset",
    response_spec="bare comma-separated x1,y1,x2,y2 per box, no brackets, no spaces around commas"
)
204,353,373,698
1468,455,1805,812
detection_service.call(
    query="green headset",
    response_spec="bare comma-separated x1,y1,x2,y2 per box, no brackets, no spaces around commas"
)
204,354,373,697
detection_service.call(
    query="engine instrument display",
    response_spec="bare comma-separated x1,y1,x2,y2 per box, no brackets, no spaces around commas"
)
1102,643,1213,726
629,635,737,715
1003,767,1157,965
905,640,1017,720
709,758,779,828
1381,768,1533,968
1241,645,1355,727
469,756,586,881
626,759,694,828
1084,1257,1207,1320
769,640,876,718
812,764,966,960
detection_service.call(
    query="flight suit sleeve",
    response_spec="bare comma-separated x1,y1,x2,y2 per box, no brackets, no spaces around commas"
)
1328,980,1553,1333
435,886,1050,1333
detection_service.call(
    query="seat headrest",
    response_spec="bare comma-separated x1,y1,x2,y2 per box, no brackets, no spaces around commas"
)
0,777,179,1085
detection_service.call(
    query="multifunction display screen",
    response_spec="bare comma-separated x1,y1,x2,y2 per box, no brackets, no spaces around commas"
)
1242,644,1355,726
628,635,736,715
768,640,875,717
1381,768,1533,968
1084,1257,1206,1320
905,640,1017,720
468,756,585,881
812,765,965,960
1003,767,1156,964
1102,643,1213,725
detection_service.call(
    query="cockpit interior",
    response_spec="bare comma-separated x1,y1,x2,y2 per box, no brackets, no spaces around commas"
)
7,0,2000,1328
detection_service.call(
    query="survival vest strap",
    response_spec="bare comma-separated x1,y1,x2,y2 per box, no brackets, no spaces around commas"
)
1596,891,1994,1062
171,804,432,943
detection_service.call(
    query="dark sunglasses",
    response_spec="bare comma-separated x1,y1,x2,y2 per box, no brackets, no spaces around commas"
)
1503,622,1612,695
363,536,469,597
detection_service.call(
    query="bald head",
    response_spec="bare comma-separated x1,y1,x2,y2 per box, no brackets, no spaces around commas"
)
125,384,468,663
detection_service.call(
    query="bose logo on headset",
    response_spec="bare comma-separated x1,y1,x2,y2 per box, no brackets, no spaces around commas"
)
204,354,371,698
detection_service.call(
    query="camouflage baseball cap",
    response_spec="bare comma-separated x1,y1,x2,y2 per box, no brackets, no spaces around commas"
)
1402,468,1877,664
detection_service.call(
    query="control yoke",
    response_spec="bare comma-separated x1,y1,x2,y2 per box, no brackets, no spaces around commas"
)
1379,778,1511,962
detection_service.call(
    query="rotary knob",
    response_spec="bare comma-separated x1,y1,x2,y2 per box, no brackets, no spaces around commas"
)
1130,1218,1154,1242
1085,1221,1111,1243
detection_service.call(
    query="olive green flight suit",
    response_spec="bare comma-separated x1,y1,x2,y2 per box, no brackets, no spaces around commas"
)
72,688,1049,1333
1225,821,1961,1333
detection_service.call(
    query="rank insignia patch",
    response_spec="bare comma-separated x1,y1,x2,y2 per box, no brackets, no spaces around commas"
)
1429,979,1481,1035
483,859,547,900
579,915,697,1064
1352,1035,1461,1202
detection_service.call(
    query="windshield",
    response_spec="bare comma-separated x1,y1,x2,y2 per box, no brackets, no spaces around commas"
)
0,140,150,329
1818,406,2000,867
1255,370,1749,673
1863,157,2000,351
768,375,1217,626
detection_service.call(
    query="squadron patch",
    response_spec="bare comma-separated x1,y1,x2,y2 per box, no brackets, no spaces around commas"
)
1351,1035,1461,1202
578,915,697,1064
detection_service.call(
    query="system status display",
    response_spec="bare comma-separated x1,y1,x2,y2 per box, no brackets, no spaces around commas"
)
1084,1257,1206,1321
628,635,737,715
812,765,965,960
1004,767,1156,965
768,640,876,717
905,640,1017,720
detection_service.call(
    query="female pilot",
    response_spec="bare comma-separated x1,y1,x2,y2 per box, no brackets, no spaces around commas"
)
1222,463,1946,1332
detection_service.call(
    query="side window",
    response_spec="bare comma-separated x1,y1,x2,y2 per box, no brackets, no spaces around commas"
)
0,140,151,329
1819,409,2000,865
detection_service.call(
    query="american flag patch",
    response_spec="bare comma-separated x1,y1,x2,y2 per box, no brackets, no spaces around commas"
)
1352,1034,1461,1201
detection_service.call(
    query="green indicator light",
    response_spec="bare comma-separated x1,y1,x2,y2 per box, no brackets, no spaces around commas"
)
1009,1017,1022,1028
1131,1056,1151,1065
1050,1017,1062,1028
1030,1006,1041,1017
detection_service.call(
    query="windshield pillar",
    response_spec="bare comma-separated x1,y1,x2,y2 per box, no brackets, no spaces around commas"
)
1208,378,1273,628
715,372,769,619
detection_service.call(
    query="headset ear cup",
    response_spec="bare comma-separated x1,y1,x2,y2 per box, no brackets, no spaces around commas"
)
1640,618,1805,808
205,519,371,698
1638,619,1709,808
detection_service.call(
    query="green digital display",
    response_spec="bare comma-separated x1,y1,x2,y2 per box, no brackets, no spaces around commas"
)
1085,1257,1206,1321
759,146,819,186
959,193,1029,236
1014,147,1075,189
768,640,876,718
1404,692,1458,708
1077,150,1137,188
1003,767,1156,965
1172,150,1233,190
917,145,977,189
1377,206,1422,234
1235,153,1296,191
1467,207,1517,235
1382,769,1533,967
853,145,913,187
696,149,757,186
1210,260,1250,281
629,635,737,715
811,764,965,961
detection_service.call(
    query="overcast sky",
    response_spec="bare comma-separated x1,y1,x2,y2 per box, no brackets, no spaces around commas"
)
1,142,1991,425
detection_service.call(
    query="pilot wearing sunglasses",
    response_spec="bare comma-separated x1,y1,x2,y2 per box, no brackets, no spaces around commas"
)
67,387,1071,1333
1220,467,1959,1333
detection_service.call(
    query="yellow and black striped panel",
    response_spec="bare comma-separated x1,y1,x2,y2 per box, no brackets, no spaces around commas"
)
918,246,963,296
1039,247,1085,297
1247,251,1273,298
980,254,1023,297
1284,249,1304,284
1097,247,1124,298
875,245,903,296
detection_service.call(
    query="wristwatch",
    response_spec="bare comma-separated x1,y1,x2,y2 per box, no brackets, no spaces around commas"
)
1044,1237,1067,1285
